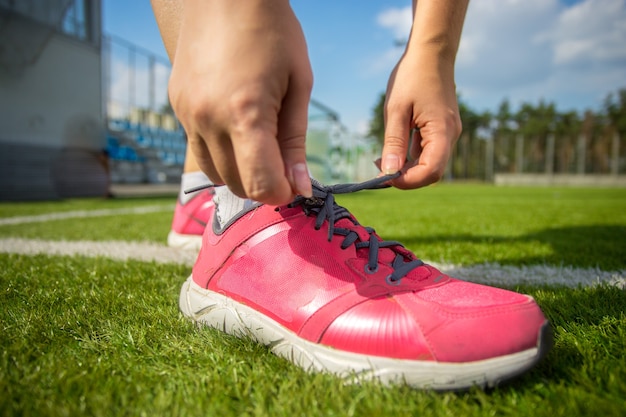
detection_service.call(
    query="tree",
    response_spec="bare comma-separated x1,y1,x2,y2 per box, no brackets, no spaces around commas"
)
457,96,492,179
367,92,386,146
553,110,581,173
604,88,626,135
364,86,625,179
513,100,557,172
493,99,514,172
602,88,626,174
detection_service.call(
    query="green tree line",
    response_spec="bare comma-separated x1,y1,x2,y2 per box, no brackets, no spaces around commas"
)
368,88,626,179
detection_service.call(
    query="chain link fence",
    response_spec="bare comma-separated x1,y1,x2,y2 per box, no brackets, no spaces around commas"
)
448,131,625,184
102,35,380,184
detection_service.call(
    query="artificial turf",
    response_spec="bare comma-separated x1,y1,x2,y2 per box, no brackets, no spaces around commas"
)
1,184,625,416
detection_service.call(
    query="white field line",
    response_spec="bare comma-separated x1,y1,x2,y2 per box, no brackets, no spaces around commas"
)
0,205,174,226
0,237,198,266
429,261,625,289
1,237,624,289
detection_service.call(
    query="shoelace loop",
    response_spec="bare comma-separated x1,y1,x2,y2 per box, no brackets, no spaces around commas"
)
290,173,424,284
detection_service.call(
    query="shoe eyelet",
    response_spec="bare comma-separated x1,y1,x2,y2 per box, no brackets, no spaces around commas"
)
364,264,379,274
274,207,281,212
385,275,402,286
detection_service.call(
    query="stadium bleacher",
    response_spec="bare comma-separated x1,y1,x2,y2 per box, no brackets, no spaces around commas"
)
106,110,186,184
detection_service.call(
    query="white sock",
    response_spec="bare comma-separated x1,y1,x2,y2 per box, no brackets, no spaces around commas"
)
179,171,212,205
213,186,256,229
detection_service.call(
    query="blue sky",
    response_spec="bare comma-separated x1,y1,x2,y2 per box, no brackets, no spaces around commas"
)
103,0,626,133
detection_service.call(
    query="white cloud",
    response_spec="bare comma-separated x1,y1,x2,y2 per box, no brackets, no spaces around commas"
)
362,46,404,78
372,0,626,112
457,0,559,87
376,6,412,41
455,0,626,111
107,54,171,118
541,0,626,66
362,6,411,78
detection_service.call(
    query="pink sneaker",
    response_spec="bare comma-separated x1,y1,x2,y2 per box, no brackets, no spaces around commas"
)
180,175,551,390
167,189,215,251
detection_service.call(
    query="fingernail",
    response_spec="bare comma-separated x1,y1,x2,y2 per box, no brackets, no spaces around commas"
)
382,154,400,175
292,163,312,198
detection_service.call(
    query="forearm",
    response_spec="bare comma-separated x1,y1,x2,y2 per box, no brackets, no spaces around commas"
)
150,0,183,62
151,0,295,63
409,0,469,73
380,0,467,183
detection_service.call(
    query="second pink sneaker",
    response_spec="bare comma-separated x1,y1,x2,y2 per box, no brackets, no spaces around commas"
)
167,188,215,251
180,175,551,390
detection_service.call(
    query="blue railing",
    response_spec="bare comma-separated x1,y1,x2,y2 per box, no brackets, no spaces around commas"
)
106,118,186,166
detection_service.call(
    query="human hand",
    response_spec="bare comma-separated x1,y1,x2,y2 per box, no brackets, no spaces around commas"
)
378,0,468,189
168,0,313,205
380,46,462,189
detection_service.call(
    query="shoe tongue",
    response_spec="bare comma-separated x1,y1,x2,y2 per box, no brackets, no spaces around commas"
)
335,217,370,241
307,176,419,270
311,178,326,190
334,217,400,264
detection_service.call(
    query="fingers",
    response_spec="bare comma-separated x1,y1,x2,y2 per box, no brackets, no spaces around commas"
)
278,62,313,198
179,90,310,206
231,132,294,205
186,134,224,185
165,2,312,206
380,101,459,190
391,128,452,189
380,97,411,175
226,88,295,205
224,57,312,204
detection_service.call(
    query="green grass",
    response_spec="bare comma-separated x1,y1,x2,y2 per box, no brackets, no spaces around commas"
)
0,196,173,218
338,185,626,270
2,185,625,268
0,196,174,243
1,184,625,416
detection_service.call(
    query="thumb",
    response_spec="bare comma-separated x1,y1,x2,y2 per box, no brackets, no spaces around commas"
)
381,102,412,175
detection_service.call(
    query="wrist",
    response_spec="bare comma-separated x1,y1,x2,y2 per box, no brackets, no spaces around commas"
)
183,0,292,21
408,37,458,64
407,0,468,68
400,44,457,88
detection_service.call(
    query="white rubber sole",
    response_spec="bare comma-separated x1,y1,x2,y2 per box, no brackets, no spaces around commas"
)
167,231,203,252
179,275,551,391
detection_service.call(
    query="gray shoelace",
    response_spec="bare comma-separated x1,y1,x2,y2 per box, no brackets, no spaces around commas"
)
290,173,424,285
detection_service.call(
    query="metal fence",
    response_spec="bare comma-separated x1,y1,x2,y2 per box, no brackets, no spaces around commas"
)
448,131,625,183
102,34,172,122
102,35,623,186
101,34,380,184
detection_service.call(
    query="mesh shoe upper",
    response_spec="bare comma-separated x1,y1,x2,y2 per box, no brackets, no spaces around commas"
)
191,175,547,363
171,189,215,236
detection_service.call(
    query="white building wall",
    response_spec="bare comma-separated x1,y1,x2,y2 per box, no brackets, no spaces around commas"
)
0,34,102,149
0,0,106,200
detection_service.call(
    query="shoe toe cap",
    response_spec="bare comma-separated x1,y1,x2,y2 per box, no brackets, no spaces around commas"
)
320,280,547,363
